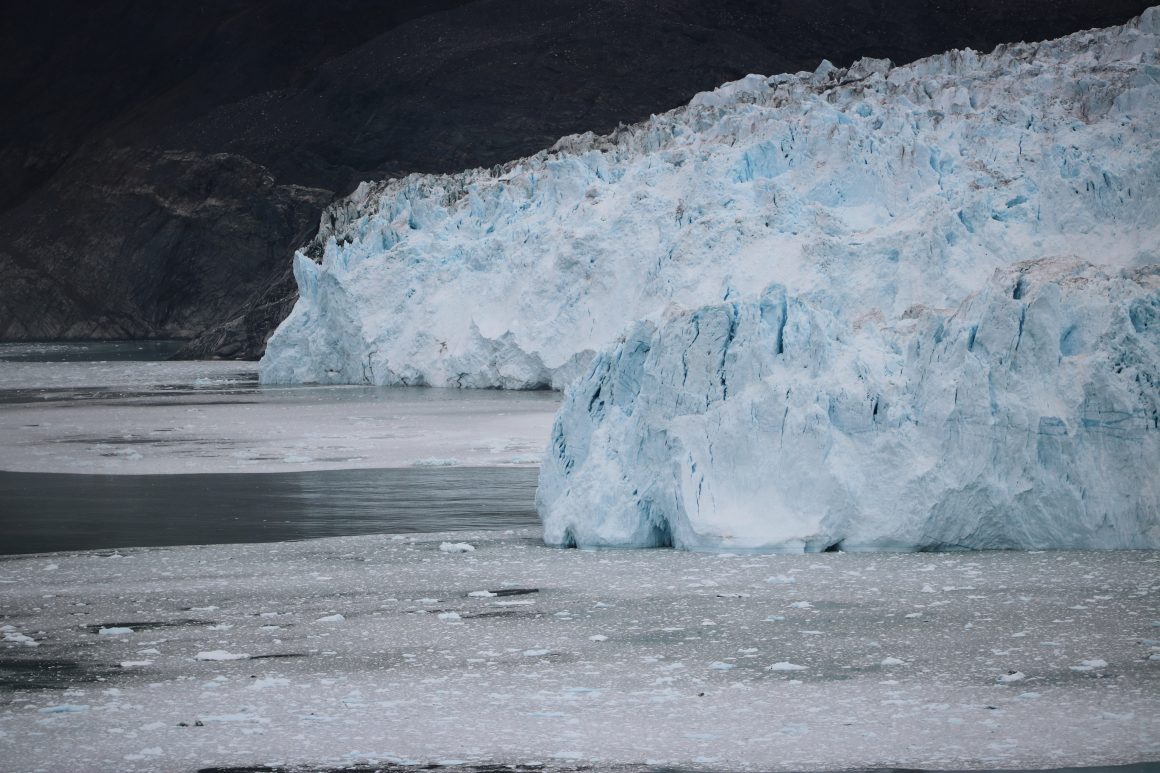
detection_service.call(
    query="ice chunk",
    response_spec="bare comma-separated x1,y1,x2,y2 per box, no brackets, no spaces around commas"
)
439,542,476,553
39,704,89,714
768,662,808,671
2,630,38,647
194,650,249,661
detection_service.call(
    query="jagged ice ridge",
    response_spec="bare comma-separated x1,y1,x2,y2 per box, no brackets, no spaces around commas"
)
261,9,1160,390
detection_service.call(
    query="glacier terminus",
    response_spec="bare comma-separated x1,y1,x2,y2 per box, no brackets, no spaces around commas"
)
262,9,1160,551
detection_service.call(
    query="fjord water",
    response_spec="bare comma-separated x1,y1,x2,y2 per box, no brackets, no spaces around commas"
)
0,342,548,554
0,467,539,554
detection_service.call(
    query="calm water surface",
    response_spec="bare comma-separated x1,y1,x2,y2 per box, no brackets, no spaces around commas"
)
0,341,543,554
0,467,539,555
0,339,186,362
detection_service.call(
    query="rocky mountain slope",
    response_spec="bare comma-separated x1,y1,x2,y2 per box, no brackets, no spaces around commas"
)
1,0,1154,357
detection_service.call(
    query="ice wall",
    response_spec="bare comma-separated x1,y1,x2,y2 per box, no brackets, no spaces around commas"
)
260,10,1160,388
537,261,1160,551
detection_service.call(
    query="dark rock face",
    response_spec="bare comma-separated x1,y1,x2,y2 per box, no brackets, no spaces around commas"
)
1,0,1153,358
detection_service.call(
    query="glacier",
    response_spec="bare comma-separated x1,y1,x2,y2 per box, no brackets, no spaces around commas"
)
260,9,1160,550
261,9,1160,389
536,260,1160,551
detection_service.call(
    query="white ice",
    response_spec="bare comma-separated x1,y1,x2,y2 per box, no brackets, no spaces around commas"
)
537,261,1160,551
262,10,1160,391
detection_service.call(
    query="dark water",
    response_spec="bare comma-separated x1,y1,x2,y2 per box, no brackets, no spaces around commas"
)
0,340,186,362
0,467,540,555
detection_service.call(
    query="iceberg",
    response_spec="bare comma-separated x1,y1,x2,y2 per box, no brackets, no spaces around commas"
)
260,9,1160,390
537,261,1160,551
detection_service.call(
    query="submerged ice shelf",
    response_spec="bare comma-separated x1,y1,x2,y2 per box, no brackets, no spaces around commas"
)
0,530,1157,772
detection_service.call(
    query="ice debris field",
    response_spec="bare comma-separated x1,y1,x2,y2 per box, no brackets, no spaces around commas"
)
259,10,1160,552
1,531,1158,772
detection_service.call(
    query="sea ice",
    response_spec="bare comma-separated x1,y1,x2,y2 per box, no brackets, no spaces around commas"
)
0,528,1156,772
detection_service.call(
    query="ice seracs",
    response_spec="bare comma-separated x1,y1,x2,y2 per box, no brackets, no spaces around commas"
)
537,261,1160,551
261,9,1160,389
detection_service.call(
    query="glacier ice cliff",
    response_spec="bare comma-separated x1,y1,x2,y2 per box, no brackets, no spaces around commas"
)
261,9,1160,389
537,261,1160,551
260,10,1160,549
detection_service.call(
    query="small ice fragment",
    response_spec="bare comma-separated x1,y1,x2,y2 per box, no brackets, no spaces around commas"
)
764,615,786,622
998,671,1026,683
119,660,153,668
194,650,249,661
588,635,608,642
438,612,462,622
904,612,922,619
880,657,906,666
523,649,551,657
1069,658,1108,671
413,457,460,467
39,704,89,714
439,542,475,553
315,614,345,623
98,627,134,636
766,575,796,584
2,631,38,646
921,584,937,593
788,601,813,609
768,661,808,671
709,661,735,670
468,590,497,597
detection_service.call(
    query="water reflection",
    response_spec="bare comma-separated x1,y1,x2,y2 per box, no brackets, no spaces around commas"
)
0,467,540,555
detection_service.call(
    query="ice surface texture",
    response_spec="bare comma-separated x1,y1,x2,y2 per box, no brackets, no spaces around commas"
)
537,261,1160,551
262,10,1160,389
